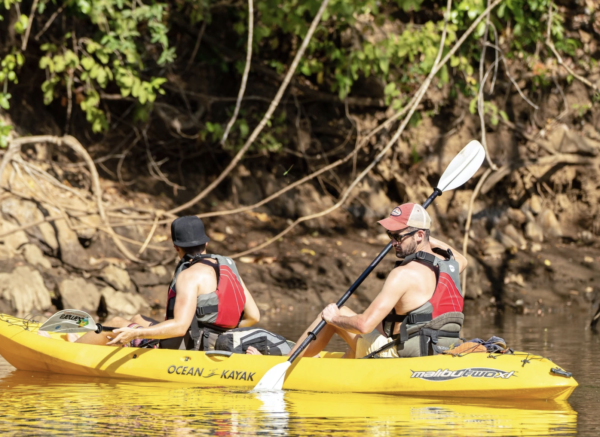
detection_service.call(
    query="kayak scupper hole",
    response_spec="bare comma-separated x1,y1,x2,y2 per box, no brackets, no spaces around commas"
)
133,354,137,359
183,356,191,362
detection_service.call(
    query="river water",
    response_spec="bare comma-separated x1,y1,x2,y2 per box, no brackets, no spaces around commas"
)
0,305,598,436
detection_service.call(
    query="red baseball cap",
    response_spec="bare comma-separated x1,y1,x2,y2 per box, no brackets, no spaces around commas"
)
378,203,432,231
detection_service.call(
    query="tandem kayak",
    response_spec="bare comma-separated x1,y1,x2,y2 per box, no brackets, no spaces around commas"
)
0,314,577,400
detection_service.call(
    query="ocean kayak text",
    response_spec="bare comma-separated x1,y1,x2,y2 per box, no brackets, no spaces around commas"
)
167,366,255,381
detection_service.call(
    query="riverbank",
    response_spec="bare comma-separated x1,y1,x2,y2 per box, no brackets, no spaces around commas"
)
2,170,599,322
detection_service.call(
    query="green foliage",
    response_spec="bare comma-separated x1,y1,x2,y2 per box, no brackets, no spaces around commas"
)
0,121,12,148
0,0,592,149
468,96,508,126
14,0,172,133
0,51,24,84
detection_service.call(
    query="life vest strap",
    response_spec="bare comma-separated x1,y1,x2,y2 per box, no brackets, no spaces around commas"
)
382,312,432,325
197,305,219,316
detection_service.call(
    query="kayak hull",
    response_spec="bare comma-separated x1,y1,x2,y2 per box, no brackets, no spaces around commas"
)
0,315,577,400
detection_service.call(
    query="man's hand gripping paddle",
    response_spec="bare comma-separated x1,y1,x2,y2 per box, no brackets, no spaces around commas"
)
39,309,116,334
253,140,486,392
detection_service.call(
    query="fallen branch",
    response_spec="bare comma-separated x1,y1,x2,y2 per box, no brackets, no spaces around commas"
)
480,153,594,194
0,136,143,262
21,0,39,51
34,4,66,41
186,20,207,71
461,168,492,297
167,0,331,215
138,214,160,256
221,0,253,145
546,1,597,91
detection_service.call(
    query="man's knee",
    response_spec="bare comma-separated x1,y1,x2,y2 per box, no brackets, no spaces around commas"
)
130,314,145,324
106,316,131,327
339,306,357,316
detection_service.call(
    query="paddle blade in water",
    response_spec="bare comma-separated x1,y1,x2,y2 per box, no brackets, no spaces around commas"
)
39,309,99,333
437,140,485,192
252,361,291,392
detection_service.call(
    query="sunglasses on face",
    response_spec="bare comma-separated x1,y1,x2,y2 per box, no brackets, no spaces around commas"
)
387,229,419,243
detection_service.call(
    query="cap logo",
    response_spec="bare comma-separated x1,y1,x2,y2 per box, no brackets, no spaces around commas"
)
391,207,402,217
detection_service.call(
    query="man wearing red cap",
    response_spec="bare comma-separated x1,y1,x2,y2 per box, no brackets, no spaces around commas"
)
289,203,468,359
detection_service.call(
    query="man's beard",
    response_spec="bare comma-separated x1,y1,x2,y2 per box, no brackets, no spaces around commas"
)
395,238,418,258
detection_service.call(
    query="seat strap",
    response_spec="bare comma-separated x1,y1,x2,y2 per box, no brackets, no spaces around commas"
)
362,328,460,359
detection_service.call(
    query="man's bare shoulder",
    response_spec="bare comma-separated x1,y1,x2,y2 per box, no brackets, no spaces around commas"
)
386,263,422,286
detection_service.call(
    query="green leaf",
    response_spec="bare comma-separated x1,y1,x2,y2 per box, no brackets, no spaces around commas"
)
14,14,28,35
469,97,478,115
53,55,65,73
379,58,389,74
96,50,110,65
239,119,249,139
81,57,95,71
39,56,54,72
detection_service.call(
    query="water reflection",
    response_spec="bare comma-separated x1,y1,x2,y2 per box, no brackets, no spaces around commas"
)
0,370,577,436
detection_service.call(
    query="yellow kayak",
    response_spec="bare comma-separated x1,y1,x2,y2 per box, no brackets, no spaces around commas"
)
0,314,577,400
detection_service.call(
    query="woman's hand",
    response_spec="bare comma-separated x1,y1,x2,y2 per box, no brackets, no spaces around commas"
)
106,327,140,346
321,303,340,324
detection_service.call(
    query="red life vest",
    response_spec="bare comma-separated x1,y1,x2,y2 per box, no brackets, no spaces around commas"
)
381,249,463,356
166,254,246,329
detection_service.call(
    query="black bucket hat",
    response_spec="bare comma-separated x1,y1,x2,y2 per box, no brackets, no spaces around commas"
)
171,216,210,248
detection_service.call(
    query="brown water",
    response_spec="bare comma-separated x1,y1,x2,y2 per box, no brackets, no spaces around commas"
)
0,305,598,436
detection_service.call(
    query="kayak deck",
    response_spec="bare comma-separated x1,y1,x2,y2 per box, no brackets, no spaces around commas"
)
0,314,578,400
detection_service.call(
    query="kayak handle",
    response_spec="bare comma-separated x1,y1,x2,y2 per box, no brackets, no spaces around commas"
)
205,351,232,357
550,367,572,378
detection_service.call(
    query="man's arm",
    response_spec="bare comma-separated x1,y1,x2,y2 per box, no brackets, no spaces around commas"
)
107,269,200,345
238,278,260,328
429,236,468,273
322,268,412,335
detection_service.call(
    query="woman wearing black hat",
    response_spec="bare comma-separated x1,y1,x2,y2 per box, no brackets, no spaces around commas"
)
70,216,260,350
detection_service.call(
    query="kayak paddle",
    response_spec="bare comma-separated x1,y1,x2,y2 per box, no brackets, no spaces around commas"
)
39,309,116,334
253,140,485,391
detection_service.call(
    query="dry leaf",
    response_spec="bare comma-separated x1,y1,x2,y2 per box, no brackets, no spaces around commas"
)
210,232,227,242
245,211,270,222
89,256,127,268
239,256,256,264
257,256,276,265
301,248,316,256
584,256,594,263
153,234,168,242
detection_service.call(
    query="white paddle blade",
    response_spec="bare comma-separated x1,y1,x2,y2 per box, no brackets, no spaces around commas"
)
252,361,291,392
437,140,485,192
39,309,99,333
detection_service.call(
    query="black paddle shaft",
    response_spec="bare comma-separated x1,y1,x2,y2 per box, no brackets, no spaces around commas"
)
95,324,118,334
287,188,442,363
